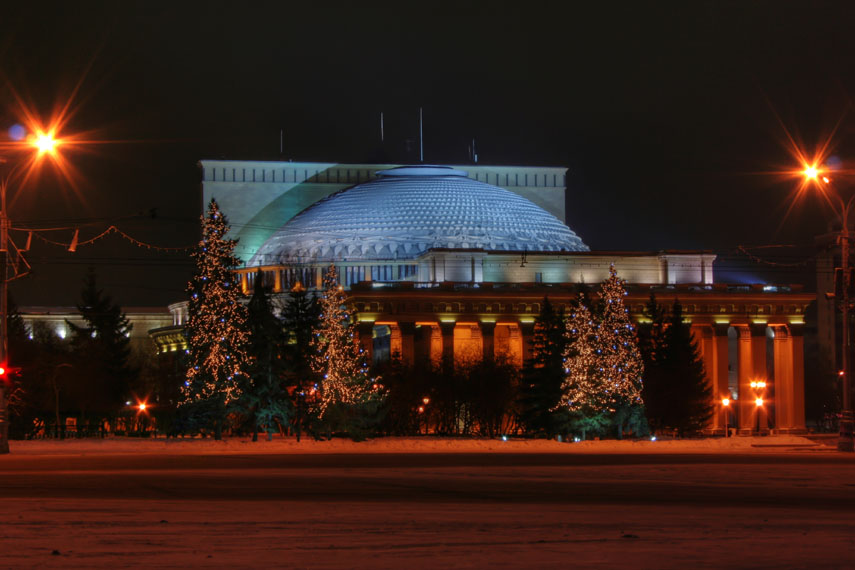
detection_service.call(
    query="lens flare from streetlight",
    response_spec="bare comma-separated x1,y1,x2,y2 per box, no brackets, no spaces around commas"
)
755,397,764,407
804,165,819,180
33,131,59,156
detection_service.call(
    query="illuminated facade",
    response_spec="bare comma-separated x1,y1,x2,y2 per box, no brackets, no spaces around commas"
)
155,160,815,434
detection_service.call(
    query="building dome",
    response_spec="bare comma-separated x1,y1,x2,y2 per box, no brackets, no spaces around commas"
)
248,165,588,265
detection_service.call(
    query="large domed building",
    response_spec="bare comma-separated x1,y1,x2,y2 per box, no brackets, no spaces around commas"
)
152,159,814,435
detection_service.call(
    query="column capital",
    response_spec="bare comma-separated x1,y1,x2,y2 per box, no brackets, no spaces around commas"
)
749,322,767,337
438,321,456,336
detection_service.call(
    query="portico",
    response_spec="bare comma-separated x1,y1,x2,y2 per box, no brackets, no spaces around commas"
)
343,282,813,434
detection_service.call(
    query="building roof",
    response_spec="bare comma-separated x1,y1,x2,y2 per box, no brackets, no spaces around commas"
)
249,165,588,265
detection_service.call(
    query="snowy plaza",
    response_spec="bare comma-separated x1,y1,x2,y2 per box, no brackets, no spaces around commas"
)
1,436,853,568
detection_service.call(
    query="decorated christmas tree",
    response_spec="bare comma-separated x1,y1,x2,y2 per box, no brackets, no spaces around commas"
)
182,198,250,438
310,265,382,438
559,267,646,439
596,265,644,413
560,294,605,416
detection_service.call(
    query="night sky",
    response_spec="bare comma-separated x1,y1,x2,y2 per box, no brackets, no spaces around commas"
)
1,1,854,307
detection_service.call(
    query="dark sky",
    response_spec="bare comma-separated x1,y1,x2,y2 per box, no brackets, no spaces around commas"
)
1,1,854,306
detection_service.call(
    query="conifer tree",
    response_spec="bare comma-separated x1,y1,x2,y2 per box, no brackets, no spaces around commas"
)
244,269,291,441
519,297,569,437
281,280,320,441
596,265,644,411
67,268,134,424
643,300,713,435
310,265,382,438
560,295,604,415
638,294,670,433
595,265,644,437
182,198,250,439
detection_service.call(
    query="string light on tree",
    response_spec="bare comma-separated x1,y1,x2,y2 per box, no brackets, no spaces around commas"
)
182,199,250,436
310,264,382,418
596,264,644,412
560,293,602,414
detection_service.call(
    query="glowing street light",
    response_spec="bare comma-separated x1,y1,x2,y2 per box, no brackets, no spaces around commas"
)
0,122,68,455
804,165,819,180
721,397,731,438
33,131,59,156
801,166,855,452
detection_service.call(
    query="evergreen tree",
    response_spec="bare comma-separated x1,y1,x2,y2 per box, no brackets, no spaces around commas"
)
243,269,291,441
6,294,38,439
310,265,383,439
638,294,670,434
67,268,135,427
519,297,570,438
643,299,713,435
596,265,644,413
559,267,645,439
182,198,250,439
281,280,320,441
560,295,605,427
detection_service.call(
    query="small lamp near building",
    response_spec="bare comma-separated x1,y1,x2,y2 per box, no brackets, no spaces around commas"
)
721,397,730,438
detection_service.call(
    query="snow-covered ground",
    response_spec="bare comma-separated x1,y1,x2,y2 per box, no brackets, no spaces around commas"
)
2,436,853,569
6,433,830,455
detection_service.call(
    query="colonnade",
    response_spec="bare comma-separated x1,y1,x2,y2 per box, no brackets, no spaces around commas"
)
354,318,806,434
688,322,804,434
356,320,532,370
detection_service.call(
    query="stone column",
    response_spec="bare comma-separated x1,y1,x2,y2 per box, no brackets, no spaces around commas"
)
750,323,769,433
738,323,767,434
273,269,282,293
713,323,731,433
736,326,753,433
480,321,497,363
414,324,432,365
691,324,718,433
774,324,806,433
356,322,375,365
439,321,456,370
398,322,416,365
790,324,806,432
519,321,535,365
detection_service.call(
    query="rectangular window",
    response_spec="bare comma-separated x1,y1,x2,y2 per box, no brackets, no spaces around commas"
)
535,272,543,283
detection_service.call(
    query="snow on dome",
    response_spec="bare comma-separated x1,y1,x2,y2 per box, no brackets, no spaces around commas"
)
249,165,589,265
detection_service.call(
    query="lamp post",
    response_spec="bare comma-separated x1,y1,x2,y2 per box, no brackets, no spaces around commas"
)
0,127,59,454
803,166,854,452
722,397,730,438
749,380,767,435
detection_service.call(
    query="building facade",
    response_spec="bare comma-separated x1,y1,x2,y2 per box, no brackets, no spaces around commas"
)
153,159,814,434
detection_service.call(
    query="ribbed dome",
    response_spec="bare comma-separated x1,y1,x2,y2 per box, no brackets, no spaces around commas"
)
248,165,589,265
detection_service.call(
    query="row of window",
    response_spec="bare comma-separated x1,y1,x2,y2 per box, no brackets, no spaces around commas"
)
204,167,566,188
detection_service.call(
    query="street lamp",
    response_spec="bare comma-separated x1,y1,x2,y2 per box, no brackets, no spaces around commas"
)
721,397,730,438
0,127,61,454
802,166,855,452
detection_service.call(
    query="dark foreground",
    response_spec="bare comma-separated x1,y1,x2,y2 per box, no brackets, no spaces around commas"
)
1,448,854,568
